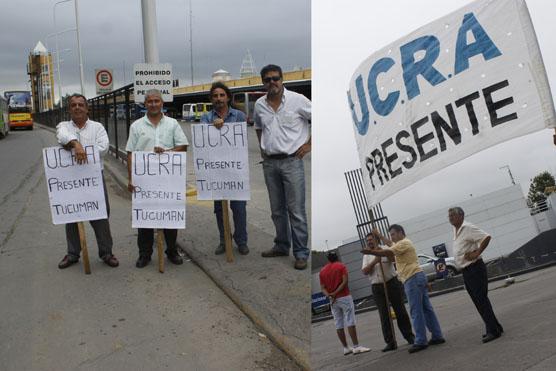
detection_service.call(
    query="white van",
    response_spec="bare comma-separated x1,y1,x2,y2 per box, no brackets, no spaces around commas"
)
182,103,195,121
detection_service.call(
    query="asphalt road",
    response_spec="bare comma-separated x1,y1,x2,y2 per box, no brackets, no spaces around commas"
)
0,127,300,371
312,265,556,370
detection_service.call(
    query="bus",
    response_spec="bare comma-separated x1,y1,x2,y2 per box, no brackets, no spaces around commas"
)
182,102,212,122
0,96,9,138
4,91,33,130
231,91,265,125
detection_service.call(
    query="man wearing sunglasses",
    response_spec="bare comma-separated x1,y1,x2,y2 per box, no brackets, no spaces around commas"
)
253,64,311,270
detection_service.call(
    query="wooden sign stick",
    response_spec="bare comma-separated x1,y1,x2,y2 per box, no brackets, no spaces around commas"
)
379,260,397,346
77,222,91,275
157,229,165,273
222,200,234,263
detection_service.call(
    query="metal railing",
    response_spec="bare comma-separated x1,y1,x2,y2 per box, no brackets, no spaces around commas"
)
529,198,551,215
34,84,138,161
344,168,389,248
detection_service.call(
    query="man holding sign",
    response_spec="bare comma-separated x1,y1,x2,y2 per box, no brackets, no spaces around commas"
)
254,64,311,270
200,82,249,256
55,94,119,269
126,89,188,268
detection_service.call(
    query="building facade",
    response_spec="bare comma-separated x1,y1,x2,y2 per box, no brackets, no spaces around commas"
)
27,41,55,113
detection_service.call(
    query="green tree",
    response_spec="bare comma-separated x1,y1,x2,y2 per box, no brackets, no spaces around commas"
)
527,171,555,207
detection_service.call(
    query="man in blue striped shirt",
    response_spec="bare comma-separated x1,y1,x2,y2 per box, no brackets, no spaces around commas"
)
201,82,249,256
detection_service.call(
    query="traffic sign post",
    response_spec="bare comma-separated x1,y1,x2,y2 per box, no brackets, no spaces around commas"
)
95,68,113,95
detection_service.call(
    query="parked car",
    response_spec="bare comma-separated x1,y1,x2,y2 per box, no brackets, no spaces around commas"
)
418,254,460,281
311,292,330,315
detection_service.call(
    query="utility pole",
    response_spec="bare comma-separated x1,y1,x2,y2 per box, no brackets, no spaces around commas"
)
141,0,160,63
188,0,194,85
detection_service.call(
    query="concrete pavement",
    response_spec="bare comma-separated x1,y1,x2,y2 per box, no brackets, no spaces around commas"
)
33,122,311,369
0,126,305,370
311,265,556,370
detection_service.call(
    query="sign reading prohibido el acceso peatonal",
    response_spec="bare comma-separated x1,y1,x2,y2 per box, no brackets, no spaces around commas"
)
131,151,186,229
191,122,250,201
347,0,556,207
133,63,173,103
43,145,107,224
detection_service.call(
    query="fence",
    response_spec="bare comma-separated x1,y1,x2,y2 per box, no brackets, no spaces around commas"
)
344,168,389,248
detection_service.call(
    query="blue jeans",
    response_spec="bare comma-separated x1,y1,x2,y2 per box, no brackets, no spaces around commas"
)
404,271,444,346
262,156,309,260
214,200,247,246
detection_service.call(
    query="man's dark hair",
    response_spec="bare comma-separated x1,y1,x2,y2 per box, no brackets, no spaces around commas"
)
326,250,339,262
388,224,406,236
260,64,283,79
448,207,465,218
68,93,88,107
209,82,232,104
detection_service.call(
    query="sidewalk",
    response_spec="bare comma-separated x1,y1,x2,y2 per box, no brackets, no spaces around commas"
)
39,123,311,370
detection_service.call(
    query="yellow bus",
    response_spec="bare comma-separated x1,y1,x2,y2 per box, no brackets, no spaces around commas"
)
5,91,33,130
182,102,213,122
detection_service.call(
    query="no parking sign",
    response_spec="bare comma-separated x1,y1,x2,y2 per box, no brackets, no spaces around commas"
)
95,68,113,95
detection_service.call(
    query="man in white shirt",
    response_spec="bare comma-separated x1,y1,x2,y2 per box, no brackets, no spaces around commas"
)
448,207,503,343
126,89,188,268
362,233,414,352
254,64,311,270
55,94,118,269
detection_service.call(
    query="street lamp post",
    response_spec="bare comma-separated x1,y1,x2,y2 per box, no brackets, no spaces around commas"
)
74,0,85,95
53,0,85,103
53,0,73,107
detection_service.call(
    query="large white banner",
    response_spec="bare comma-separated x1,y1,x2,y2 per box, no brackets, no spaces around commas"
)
191,122,250,201
131,152,186,229
43,145,107,224
348,0,556,206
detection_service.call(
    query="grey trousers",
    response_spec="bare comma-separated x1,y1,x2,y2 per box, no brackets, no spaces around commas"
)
65,175,113,259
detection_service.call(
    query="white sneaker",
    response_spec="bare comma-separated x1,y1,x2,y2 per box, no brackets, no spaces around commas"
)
343,347,352,355
352,345,371,354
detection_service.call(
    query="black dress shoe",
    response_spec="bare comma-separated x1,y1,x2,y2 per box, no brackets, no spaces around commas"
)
408,344,428,353
382,343,397,352
238,244,249,255
406,336,415,345
482,332,501,343
102,255,119,267
136,256,151,268
58,255,79,269
167,253,183,265
483,326,504,339
428,338,446,345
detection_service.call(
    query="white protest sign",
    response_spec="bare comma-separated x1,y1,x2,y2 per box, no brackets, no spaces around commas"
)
191,122,250,201
43,145,107,225
133,63,173,103
132,151,186,229
348,0,556,207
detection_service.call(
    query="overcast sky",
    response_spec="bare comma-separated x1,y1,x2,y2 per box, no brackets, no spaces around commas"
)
0,0,310,98
312,0,556,251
